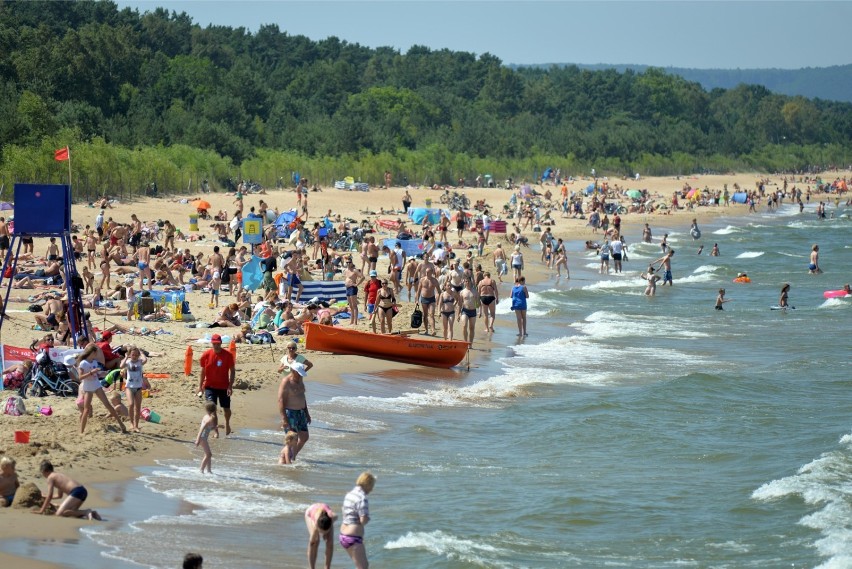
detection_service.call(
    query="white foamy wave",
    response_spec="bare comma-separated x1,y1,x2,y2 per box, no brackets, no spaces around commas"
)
694,265,720,274
736,251,765,259
819,298,851,310
675,272,718,284
385,530,519,569
325,365,610,412
572,310,709,339
581,277,645,290
713,225,742,235
494,290,549,317
513,334,711,369
752,435,852,568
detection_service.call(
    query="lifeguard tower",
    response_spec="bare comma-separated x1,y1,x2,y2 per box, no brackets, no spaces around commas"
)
0,184,88,345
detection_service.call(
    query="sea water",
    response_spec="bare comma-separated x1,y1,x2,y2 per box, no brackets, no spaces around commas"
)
15,203,852,568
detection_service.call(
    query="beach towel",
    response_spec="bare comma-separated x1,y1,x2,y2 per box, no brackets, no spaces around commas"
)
289,281,347,303
382,238,424,258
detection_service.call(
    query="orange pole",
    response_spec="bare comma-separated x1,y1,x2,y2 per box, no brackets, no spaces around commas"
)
228,338,237,363
184,345,193,377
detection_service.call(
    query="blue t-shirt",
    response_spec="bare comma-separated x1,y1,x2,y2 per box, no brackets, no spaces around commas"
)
510,285,527,311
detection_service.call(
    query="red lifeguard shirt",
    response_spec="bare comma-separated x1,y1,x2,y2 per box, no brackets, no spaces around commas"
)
97,341,120,362
200,348,235,390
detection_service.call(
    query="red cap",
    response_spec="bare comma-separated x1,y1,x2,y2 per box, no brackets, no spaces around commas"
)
211,334,223,344
101,330,113,341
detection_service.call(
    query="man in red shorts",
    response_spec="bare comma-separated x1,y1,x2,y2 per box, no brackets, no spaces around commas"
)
198,334,236,435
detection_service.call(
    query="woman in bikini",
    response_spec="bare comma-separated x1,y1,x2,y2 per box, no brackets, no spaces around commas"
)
340,472,376,569
439,281,459,340
375,280,397,334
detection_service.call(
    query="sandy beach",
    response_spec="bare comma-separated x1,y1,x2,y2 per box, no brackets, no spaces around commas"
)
0,170,847,567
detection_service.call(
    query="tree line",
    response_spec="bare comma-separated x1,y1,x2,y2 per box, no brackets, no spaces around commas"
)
1,1,851,196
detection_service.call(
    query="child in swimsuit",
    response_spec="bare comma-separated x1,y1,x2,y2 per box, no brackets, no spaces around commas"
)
279,431,299,465
195,402,221,473
0,456,20,507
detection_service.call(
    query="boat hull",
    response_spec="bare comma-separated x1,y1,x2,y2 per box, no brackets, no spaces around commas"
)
303,323,468,368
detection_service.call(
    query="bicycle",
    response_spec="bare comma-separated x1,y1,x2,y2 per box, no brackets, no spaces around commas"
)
19,353,78,398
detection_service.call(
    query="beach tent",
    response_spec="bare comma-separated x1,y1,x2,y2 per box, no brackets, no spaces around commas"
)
273,210,300,238
408,207,447,225
541,168,553,182
731,192,748,204
584,183,596,195
383,238,425,258
627,190,643,200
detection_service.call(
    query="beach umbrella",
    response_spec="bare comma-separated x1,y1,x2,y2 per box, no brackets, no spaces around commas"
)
626,190,642,200
0,202,13,210
686,189,698,199
191,199,211,210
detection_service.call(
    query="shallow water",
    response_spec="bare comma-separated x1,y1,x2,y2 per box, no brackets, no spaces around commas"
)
9,203,852,568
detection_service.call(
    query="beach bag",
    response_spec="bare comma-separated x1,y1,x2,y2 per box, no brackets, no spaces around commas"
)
410,306,423,328
4,395,27,416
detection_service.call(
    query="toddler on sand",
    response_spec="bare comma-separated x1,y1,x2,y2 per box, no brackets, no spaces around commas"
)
195,402,221,473
0,456,20,507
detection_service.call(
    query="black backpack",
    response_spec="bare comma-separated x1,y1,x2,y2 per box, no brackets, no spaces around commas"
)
410,306,423,328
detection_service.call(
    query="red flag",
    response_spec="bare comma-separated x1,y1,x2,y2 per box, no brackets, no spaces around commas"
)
54,146,69,161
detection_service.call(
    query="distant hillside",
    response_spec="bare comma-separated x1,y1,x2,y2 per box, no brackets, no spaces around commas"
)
517,63,852,103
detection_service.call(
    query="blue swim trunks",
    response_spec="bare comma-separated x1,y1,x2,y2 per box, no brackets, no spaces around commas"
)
285,408,309,432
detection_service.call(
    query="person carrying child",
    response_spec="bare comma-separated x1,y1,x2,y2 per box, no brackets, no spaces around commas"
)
36,460,101,519
0,456,20,507
195,402,221,473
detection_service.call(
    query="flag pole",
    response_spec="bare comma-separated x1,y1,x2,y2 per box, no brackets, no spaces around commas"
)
66,146,72,189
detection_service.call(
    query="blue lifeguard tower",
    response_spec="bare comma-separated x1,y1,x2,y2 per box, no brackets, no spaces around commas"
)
0,184,88,345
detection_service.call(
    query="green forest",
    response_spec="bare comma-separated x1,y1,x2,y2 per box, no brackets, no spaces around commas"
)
1,0,851,198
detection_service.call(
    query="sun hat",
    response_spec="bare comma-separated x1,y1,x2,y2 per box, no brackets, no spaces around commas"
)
289,361,307,377
211,334,223,344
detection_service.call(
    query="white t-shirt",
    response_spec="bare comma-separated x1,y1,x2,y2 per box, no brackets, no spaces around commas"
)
123,359,145,389
611,240,624,255
79,359,101,393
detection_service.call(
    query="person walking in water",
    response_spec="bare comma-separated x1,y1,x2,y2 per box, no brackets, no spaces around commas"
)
339,472,376,569
653,249,675,286
510,276,529,336
808,244,822,274
715,289,732,311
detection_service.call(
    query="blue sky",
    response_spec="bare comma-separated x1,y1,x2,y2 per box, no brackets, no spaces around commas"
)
114,1,852,69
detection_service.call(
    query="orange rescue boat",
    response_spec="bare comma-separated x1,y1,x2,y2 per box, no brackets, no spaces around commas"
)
303,322,469,369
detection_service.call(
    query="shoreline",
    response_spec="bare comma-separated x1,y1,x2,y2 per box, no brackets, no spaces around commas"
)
1,171,845,567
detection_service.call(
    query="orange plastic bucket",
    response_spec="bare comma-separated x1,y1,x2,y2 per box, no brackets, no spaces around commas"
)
14,431,30,443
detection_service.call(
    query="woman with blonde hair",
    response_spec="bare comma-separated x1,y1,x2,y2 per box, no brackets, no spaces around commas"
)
340,471,376,569
76,344,127,434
